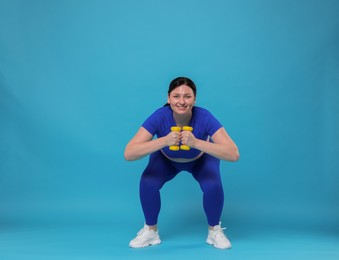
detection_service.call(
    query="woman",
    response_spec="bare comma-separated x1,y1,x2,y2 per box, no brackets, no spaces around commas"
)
124,77,239,249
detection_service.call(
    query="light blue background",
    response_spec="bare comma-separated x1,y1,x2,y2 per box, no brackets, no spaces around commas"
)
1,0,338,259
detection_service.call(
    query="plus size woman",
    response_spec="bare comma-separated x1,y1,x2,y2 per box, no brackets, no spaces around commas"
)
124,77,239,249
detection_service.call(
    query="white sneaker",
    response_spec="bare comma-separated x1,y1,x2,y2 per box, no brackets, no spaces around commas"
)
129,224,161,248
206,223,232,249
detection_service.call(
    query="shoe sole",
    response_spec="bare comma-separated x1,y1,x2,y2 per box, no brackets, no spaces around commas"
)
129,238,161,248
206,237,232,249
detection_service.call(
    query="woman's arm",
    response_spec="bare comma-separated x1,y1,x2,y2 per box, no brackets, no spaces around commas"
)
181,127,240,162
124,127,180,161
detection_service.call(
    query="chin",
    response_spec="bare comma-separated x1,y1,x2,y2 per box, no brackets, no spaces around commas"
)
175,108,191,114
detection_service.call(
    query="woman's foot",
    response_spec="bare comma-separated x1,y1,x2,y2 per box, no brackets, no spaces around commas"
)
129,224,161,248
206,223,232,249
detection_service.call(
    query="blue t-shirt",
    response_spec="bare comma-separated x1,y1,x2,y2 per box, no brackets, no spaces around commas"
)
142,106,222,159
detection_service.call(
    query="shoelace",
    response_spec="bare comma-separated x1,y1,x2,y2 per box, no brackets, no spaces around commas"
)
214,227,229,240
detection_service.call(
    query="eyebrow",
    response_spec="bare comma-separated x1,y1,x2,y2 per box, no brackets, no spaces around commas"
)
172,92,193,95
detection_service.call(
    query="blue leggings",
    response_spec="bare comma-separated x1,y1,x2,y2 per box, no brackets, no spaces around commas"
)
139,151,224,226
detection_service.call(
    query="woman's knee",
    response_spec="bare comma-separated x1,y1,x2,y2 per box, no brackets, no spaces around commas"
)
140,174,164,190
200,178,223,193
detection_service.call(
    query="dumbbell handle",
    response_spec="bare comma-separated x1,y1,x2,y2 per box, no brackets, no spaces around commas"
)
180,126,193,150
169,126,181,151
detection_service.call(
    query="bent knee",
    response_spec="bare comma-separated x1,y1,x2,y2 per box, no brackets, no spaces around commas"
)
140,176,165,190
200,179,223,193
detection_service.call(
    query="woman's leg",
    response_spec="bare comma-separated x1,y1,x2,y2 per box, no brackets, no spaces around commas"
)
191,154,224,227
139,152,179,226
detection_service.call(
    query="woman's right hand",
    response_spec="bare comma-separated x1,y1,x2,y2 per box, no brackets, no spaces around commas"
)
165,131,181,147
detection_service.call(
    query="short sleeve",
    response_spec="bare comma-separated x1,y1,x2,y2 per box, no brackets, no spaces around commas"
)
141,109,161,136
205,110,223,136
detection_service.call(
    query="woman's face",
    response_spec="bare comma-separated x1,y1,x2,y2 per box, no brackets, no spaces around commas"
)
167,85,196,116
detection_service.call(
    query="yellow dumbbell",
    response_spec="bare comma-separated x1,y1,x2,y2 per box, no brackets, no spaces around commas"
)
180,126,193,150
169,126,181,151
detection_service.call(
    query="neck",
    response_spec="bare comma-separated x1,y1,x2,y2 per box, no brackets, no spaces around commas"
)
173,112,192,127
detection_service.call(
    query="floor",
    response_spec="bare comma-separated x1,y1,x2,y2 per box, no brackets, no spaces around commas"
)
1,221,338,260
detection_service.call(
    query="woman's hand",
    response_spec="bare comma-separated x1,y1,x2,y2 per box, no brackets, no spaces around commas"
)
165,130,181,147
180,130,196,147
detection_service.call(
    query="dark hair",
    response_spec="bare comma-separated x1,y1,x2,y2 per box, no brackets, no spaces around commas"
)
164,77,197,106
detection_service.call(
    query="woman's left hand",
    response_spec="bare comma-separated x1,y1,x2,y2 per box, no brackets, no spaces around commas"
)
180,130,196,148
